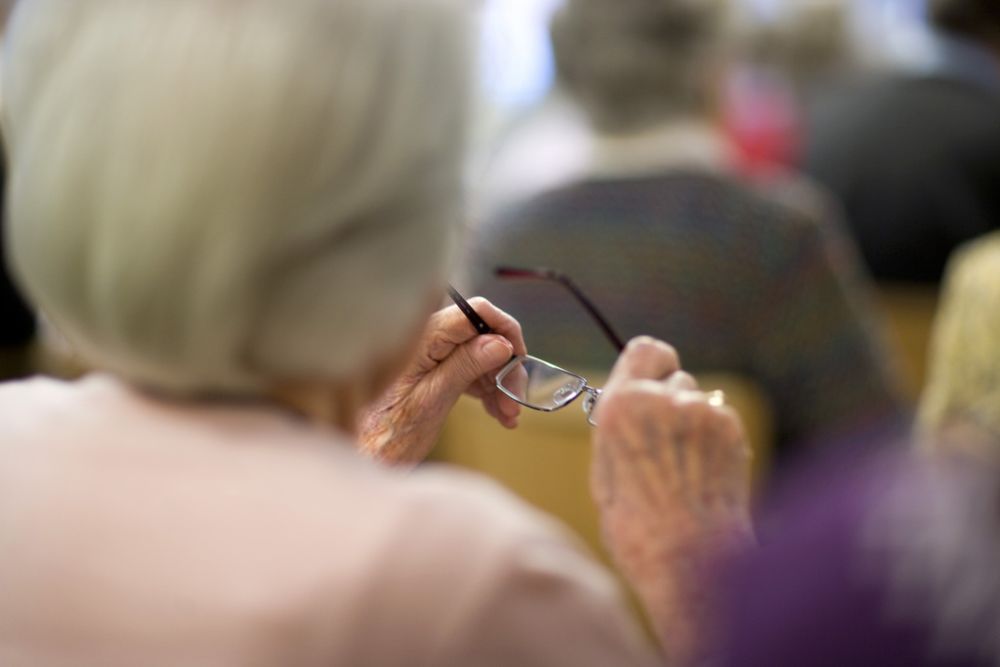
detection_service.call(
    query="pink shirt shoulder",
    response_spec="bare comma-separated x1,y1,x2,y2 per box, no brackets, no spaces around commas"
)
0,375,655,667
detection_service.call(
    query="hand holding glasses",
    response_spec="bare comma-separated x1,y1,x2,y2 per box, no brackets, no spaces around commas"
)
448,269,625,427
495,355,604,426
448,269,725,427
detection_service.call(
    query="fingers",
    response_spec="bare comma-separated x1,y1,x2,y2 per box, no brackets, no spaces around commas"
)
439,334,513,390
482,390,520,429
426,299,527,364
594,384,750,498
417,298,526,431
467,298,528,356
494,390,521,427
434,331,526,426
664,371,698,393
466,373,521,429
605,337,681,393
437,298,525,428
592,337,682,426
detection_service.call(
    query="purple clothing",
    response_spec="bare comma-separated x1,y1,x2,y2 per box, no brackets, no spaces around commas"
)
720,448,999,666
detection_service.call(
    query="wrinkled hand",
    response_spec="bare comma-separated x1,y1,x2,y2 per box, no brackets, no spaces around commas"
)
358,298,527,466
591,337,754,662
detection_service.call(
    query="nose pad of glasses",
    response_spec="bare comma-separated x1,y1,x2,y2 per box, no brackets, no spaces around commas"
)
553,382,580,406
583,390,601,427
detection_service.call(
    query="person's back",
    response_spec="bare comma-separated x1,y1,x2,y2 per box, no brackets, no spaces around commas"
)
470,170,902,459
803,0,1000,283
803,75,1000,283
469,0,903,461
0,375,652,666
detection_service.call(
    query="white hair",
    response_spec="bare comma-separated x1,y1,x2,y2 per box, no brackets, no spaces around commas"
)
2,0,472,394
551,0,731,132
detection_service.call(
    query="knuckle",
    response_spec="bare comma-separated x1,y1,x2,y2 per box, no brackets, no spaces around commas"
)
618,380,664,402
660,344,680,368
510,317,524,339
598,387,632,415
626,389,664,412
426,330,454,361
717,406,747,443
597,389,645,425
626,337,679,365
467,296,491,311
680,399,715,427
454,347,484,380
673,371,698,389
428,308,448,328
626,336,661,354
682,393,712,414
601,384,672,427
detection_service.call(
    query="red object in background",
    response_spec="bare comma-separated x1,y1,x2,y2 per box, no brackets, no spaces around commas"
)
722,65,803,179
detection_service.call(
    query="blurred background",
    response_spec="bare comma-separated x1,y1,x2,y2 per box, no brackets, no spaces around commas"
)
473,0,936,206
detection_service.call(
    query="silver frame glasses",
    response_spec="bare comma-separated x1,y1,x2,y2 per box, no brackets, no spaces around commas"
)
449,271,726,429
449,269,625,428
495,355,604,426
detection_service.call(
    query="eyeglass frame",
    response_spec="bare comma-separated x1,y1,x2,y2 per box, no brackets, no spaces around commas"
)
494,354,604,426
448,268,623,426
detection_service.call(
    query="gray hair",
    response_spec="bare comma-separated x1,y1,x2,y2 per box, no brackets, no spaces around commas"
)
550,0,731,132
741,0,852,89
3,0,472,395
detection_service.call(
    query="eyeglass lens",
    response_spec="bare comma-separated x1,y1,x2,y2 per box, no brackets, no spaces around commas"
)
498,357,587,411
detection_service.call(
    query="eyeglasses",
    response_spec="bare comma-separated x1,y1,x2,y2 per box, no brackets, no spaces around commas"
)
448,268,625,427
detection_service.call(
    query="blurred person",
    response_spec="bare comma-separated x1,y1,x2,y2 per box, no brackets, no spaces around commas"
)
918,232,1000,458
719,222,1000,666
468,0,904,465
724,0,856,174
717,263,1000,665
715,188,1000,667
0,0,754,665
802,0,1000,283
756,0,854,94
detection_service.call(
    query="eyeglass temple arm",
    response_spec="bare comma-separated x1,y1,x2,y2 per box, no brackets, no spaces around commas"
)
447,285,495,335
495,267,626,352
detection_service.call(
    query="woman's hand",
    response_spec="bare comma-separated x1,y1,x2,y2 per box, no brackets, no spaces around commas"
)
358,298,527,466
591,337,754,663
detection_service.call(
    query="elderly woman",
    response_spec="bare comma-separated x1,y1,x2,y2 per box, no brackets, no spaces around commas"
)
469,0,904,466
0,1,752,665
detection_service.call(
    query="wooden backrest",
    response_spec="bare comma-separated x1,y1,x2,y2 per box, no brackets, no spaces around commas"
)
875,285,940,401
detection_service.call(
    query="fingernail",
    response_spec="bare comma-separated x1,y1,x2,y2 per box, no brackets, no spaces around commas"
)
483,338,513,359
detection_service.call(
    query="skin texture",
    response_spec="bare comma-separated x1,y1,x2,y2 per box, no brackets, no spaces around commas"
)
592,337,755,665
357,298,528,465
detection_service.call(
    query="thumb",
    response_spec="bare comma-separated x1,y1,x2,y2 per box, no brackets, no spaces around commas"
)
439,334,514,392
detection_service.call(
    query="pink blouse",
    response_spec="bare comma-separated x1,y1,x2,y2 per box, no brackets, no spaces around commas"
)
0,375,655,666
